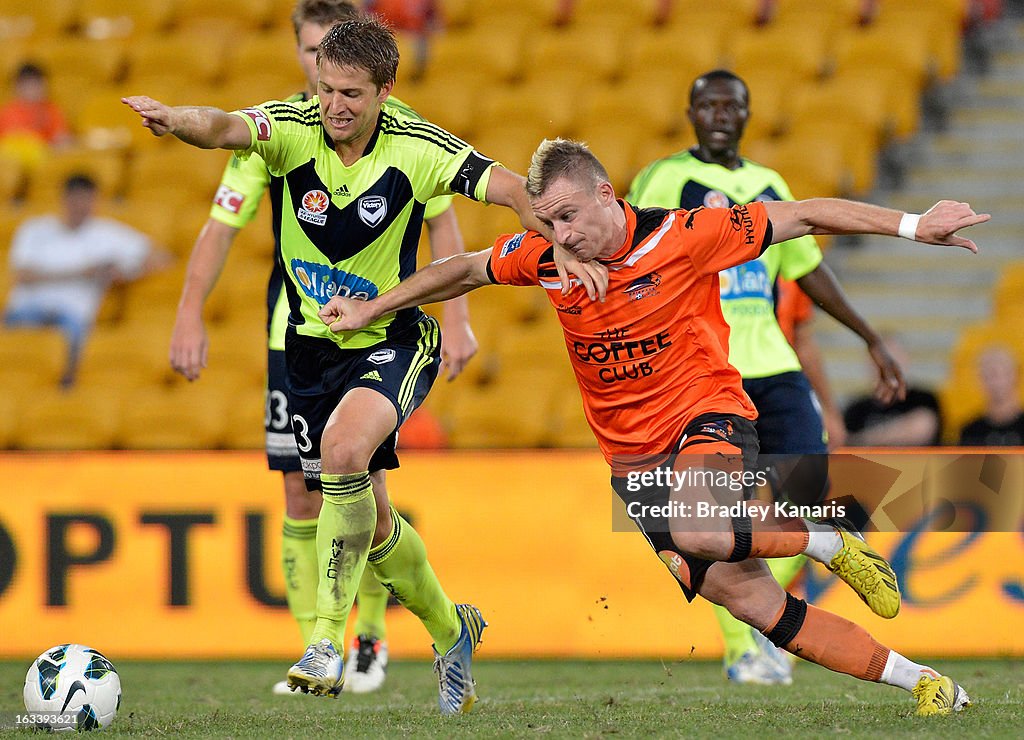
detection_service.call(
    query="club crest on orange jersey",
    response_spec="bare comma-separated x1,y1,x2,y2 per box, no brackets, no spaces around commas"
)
623,272,661,301
298,190,329,226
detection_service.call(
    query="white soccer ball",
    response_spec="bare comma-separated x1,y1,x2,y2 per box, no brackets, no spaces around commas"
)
23,644,121,732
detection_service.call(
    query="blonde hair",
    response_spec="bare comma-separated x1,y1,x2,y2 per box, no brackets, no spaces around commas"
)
526,138,610,199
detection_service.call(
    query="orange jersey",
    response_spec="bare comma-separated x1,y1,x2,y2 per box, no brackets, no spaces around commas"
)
488,201,772,466
775,277,814,347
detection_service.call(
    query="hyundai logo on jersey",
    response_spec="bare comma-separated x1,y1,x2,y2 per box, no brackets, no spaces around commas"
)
291,259,379,304
719,261,772,301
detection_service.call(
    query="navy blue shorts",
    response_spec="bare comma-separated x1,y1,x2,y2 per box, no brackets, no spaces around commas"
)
742,371,827,455
285,317,442,491
265,348,301,473
611,413,760,602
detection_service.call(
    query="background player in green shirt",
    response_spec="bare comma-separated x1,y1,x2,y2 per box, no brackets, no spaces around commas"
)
628,69,903,686
122,17,566,712
167,1,474,696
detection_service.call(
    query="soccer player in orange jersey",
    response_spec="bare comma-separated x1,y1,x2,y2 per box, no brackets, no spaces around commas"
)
318,139,987,716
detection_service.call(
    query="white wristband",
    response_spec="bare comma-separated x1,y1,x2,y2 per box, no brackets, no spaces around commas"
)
898,213,921,240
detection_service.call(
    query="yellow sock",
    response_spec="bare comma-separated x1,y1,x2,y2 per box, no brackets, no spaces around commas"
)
308,472,376,650
367,508,460,653
281,516,318,645
353,566,390,639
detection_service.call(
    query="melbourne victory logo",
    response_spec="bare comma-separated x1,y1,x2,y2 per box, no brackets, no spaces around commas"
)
357,195,387,227
298,190,329,226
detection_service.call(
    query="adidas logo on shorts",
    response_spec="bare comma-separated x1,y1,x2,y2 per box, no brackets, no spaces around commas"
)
360,370,383,382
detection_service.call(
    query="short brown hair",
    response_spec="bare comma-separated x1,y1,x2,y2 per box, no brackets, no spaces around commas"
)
316,18,399,89
291,0,360,39
526,138,609,199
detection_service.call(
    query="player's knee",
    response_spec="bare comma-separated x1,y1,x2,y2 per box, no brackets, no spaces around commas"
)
320,435,374,474
719,582,786,632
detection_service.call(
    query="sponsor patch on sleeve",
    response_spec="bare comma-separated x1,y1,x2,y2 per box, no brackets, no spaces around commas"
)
240,108,272,141
213,184,245,214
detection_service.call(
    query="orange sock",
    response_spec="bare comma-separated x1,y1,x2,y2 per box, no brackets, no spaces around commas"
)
768,601,889,682
729,517,809,560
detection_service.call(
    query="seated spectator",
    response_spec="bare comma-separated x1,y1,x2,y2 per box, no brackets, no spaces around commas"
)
958,345,1024,446
844,335,943,446
3,174,171,385
0,62,71,170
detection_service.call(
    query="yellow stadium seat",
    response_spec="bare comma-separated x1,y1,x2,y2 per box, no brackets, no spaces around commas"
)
425,29,526,86
571,0,661,27
170,0,274,33
768,0,862,36
117,385,230,449
735,68,800,142
782,119,878,196
460,0,562,28
78,0,176,39
13,387,123,450
993,263,1024,319
524,27,627,85
0,388,16,448
396,75,482,139
224,28,297,78
745,135,846,199
446,379,556,448
573,120,651,194
77,90,156,151
223,388,266,450
548,391,598,448
125,147,228,206
472,121,550,177
0,153,26,202
789,78,889,144
832,26,931,88
727,28,830,83
0,327,67,387
663,3,760,33
872,4,962,81
33,38,128,88
23,148,128,204
78,325,178,389
626,30,727,98
0,0,79,38
126,33,231,88
475,81,578,140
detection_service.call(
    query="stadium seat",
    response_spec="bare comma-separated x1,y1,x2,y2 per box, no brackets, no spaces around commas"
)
573,120,651,193
583,75,687,140
77,90,158,152
125,148,228,208
782,119,878,196
216,71,305,110
224,28,297,81
662,3,760,33
728,28,830,83
524,27,627,85
23,148,128,203
32,38,128,88
117,385,230,450
12,387,123,450
767,0,862,36
475,81,578,140
548,390,599,448
397,75,482,139
126,33,230,88
0,327,68,388
832,26,931,88
0,0,79,38
446,381,555,448
472,121,553,177
169,0,274,33
77,0,176,39
571,0,662,28
0,153,25,202
872,4,962,82
458,0,562,29
745,135,846,199
993,263,1024,319
0,388,16,449
78,325,179,389
626,31,727,102
789,79,889,145
425,29,526,86
223,388,266,450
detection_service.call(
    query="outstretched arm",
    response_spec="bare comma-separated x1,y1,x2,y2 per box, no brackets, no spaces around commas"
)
425,206,478,380
319,250,493,333
764,199,990,252
121,96,253,149
796,263,905,405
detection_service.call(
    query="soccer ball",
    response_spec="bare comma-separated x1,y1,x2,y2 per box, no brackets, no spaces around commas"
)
23,644,121,732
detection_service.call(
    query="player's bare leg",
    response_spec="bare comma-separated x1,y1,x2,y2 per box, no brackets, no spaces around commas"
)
667,467,900,618
697,559,971,715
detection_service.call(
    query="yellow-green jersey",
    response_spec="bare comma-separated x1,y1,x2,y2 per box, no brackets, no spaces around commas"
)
628,149,822,379
211,95,455,352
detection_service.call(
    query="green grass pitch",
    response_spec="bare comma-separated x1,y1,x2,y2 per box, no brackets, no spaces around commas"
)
1,658,1021,737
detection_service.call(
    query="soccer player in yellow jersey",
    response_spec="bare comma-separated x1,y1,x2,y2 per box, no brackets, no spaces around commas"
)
123,18,563,712
168,1,470,696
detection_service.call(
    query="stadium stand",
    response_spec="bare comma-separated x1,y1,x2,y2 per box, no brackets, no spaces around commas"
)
0,0,1003,451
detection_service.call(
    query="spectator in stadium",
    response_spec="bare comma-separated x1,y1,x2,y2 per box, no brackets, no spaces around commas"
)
320,138,985,716
167,0,472,697
0,62,71,170
627,69,898,685
844,334,943,447
122,17,599,711
3,174,170,386
958,344,1024,446
363,0,440,79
